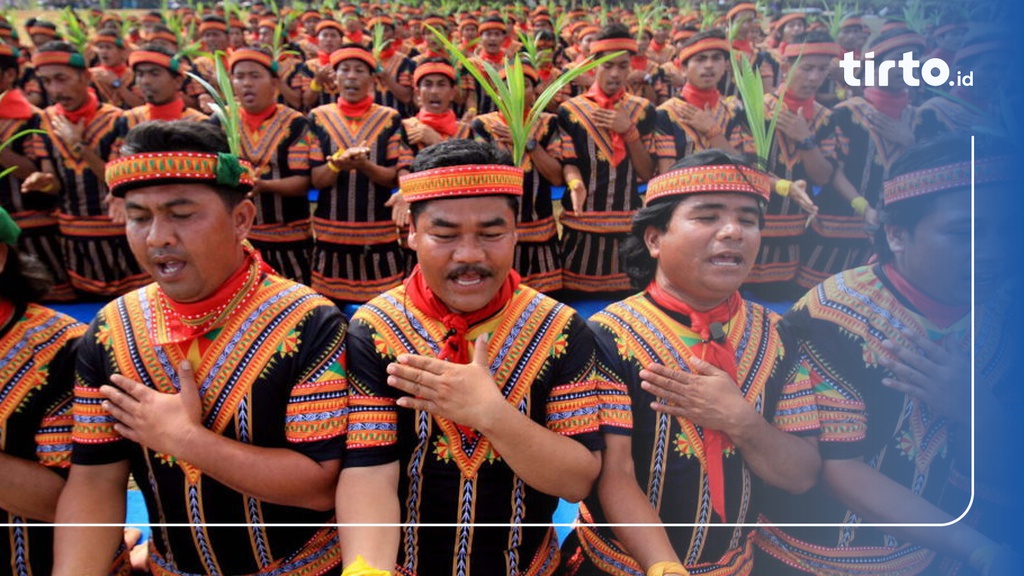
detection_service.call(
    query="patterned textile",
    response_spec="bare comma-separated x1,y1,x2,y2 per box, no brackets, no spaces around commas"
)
754,265,966,575
345,284,605,576
109,104,208,160
562,292,815,575
375,53,416,118
308,102,412,303
0,113,71,300
557,92,656,294
654,96,746,160
0,304,89,576
30,104,149,297
473,112,563,292
71,264,348,575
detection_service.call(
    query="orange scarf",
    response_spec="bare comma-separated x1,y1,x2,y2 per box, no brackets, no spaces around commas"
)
241,103,277,132
338,95,374,119
416,109,459,137
647,281,741,523
55,89,100,124
681,83,720,111
884,263,968,329
585,83,627,165
147,97,186,122
0,89,35,120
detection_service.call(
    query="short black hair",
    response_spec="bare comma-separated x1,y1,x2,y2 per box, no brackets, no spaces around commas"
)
621,150,766,289
0,51,18,74
873,135,971,263
595,22,631,43
407,140,519,224
0,247,53,306
119,121,247,208
37,40,79,55
679,29,728,64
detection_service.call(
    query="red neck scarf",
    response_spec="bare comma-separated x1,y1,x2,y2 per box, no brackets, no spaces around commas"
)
650,40,666,53
56,89,100,124
100,63,128,78
781,87,815,121
416,109,459,137
585,83,627,165
631,54,648,70
681,82,720,111
241,102,277,132
404,264,520,364
317,50,332,65
732,39,754,55
0,89,35,120
422,48,446,59
481,50,505,65
146,97,186,122
338,95,374,119
155,246,274,346
647,281,741,522
346,30,364,44
0,297,14,329
538,65,553,81
379,45,397,61
864,87,909,119
883,263,969,329
777,41,789,58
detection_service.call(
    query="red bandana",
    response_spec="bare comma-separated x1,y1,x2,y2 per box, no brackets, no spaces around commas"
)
403,264,520,364
416,109,459,137
884,263,969,328
379,45,397,61
781,87,815,121
630,54,648,70
681,82,720,111
585,83,627,165
241,102,277,132
0,298,14,329
146,97,186,122
56,89,100,124
0,89,35,120
646,281,741,523
422,49,446,59
650,40,666,53
100,63,128,78
154,246,274,346
337,95,374,119
318,50,332,65
481,50,505,66
864,88,909,120
346,30,364,45
732,39,754,55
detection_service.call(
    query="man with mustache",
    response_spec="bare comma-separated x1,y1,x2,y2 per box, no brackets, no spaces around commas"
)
21,42,148,299
560,150,821,576
308,44,412,305
225,46,314,285
53,120,348,576
337,139,604,576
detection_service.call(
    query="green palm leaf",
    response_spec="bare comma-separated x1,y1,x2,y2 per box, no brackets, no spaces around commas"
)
0,129,46,181
186,51,242,157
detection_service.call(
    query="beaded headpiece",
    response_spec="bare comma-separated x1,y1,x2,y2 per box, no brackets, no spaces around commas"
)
882,157,1012,206
399,165,524,204
645,164,772,206
107,152,255,198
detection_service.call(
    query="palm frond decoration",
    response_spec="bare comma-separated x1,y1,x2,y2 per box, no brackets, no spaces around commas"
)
0,129,46,181
271,20,302,61
730,48,797,165
633,1,664,43
822,0,851,40
371,23,393,62
427,23,622,165
599,0,609,26
186,51,242,157
59,8,91,55
517,32,552,69
699,2,718,31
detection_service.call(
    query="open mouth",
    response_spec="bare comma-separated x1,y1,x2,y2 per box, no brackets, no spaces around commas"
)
710,253,743,267
151,256,186,279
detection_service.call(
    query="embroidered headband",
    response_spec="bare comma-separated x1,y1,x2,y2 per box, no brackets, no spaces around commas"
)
330,46,376,69
869,32,926,58
783,42,842,59
129,50,182,74
673,30,697,44
31,51,87,70
368,16,394,29
228,17,246,30
413,61,456,85
26,25,58,38
840,17,864,29
933,23,968,38
140,13,163,24
676,38,731,64
107,152,255,198
882,157,1012,206
773,13,806,30
199,20,228,33
577,25,600,39
144,30,179,45
499,62,538,83
955,41,1010,66
459,18,480,30
590,38,638,55
399,164,524,204
478,21,507,34
92,33,124,48
0,206,20,246
0,44,19,58
423,17,447,30
645,164,772,205
727,3,758,21
228,48,279,75
316,20,345,35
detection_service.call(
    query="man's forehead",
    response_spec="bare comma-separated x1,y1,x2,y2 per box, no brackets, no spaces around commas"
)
420,196,515,223
124,183,220,206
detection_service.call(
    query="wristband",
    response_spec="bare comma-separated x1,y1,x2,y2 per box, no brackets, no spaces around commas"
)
568,178,583,190
774,179,792,197
41,181,57,194
309,79,322,92
466,107,478,114
623,127,641,143
850,196,868,215
326,159,343,173
341,556,392,576
647,561,689,576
